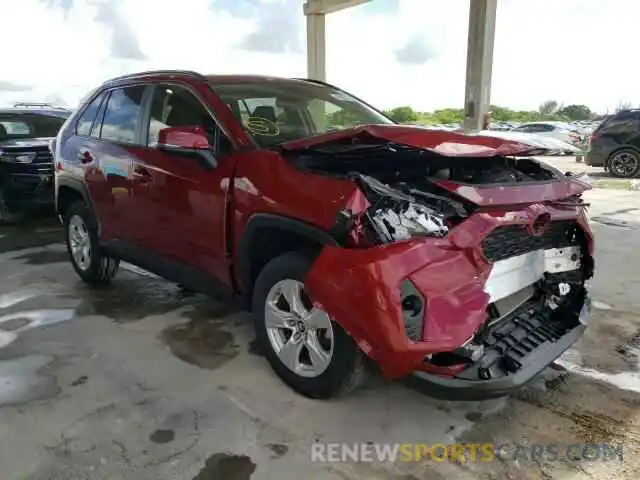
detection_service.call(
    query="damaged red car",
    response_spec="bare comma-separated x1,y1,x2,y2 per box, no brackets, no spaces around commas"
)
54,71,594,400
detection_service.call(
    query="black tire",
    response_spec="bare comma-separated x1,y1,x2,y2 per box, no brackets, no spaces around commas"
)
63,201,119,285
252,250,365,399
608,148,640,178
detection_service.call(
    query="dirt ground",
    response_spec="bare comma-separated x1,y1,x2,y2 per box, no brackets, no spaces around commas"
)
0,179,639,479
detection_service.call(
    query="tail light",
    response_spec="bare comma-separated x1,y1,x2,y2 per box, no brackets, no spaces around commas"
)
588,131,600,146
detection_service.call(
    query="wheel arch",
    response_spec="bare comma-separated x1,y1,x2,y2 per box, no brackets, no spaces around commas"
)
236,213,340,309
56,177,101,234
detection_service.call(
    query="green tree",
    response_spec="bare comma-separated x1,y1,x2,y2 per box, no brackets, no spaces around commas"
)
557,104,592,121
539,100,559,115
384,106,419,123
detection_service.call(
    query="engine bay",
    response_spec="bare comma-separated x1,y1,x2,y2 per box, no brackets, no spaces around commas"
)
286,141,568,245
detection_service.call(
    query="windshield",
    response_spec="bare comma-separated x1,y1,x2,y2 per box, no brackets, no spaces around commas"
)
210,80,394,147
0,113,67,140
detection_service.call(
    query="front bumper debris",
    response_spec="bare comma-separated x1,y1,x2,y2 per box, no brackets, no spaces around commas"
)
406,292,590,400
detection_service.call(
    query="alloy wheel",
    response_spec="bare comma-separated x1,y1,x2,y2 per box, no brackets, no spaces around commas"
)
68,214,92,271
610,152,639,177
264,279,334,378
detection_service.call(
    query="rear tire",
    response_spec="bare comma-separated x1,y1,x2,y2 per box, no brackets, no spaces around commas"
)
252,250,365,399
608,149,640,178
64,201,119,285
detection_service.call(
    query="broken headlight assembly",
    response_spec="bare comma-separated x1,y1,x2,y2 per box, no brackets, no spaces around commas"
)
370,202,448,242
355,174,449,243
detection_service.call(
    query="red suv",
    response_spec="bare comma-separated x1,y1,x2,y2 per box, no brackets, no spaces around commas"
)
54,70,594,400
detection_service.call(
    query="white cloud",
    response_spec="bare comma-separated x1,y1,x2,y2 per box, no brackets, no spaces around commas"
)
0,0,638,113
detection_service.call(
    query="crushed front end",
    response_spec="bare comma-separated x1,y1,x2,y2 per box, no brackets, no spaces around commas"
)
293,135,594,400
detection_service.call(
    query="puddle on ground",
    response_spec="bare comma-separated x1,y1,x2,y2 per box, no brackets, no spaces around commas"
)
180,302,239,323
161,319,239,370
75,276,210,322
70,375,88,387
0,226,64,253
0,354,60,407
14,249,69,265
267,443,289,459
192,453,256,480
149,428,175,444
248,339,264,357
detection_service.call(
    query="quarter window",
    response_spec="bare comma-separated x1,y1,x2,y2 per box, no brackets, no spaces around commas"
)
99,86,146,144
76,92,106,137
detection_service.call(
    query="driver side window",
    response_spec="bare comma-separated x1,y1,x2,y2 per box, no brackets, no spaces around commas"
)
147,84,231,154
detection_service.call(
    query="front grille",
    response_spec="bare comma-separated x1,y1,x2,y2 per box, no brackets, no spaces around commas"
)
481,220,581,263
27,150,54,175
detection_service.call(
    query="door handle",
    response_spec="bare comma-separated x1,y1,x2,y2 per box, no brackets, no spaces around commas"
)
77,149,94,164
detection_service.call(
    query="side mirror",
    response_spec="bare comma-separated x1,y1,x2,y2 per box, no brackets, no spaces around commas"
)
158,126,211,150
157,126,217,169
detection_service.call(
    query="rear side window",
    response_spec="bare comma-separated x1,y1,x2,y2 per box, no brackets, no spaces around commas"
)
99,86,146,144
599,113,637,135
76,92,106,136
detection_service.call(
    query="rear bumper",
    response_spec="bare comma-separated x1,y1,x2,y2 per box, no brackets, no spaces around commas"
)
406,293,590,400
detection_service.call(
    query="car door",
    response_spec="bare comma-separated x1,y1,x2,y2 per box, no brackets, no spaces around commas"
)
132,82,237,285
91,85,149,244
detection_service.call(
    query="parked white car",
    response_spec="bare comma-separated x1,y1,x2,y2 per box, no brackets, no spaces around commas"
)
477,129,582,155
511,121,582,146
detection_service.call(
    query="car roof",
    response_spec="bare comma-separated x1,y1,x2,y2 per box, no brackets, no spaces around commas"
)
101,69,320,89
0,107,72,119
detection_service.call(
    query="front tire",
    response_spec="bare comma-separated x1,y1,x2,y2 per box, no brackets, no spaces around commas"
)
252,251,365,399
64,201,119,285
609,149,640,178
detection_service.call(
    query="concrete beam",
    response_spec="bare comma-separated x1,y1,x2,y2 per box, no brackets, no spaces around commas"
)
463,0,497,131
304,0,371,80
306,12,326,81
304,0,371,15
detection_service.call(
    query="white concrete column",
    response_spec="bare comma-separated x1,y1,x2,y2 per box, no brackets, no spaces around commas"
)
306,12,327,81
463,0,498,131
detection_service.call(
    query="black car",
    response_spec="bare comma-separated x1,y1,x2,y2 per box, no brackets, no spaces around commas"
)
586,110,640,178
0,104,71,221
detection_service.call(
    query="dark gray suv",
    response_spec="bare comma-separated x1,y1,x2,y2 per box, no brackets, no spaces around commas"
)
586,110,640,178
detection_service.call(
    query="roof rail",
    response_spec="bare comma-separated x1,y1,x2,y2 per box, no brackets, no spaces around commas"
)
14,102,54,108
104,69,207,84
13,102,70,110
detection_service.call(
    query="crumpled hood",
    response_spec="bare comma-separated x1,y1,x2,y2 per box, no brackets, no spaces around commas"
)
280,124,550,157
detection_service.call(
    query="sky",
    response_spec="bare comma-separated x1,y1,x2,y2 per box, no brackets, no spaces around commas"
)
0,0,638,113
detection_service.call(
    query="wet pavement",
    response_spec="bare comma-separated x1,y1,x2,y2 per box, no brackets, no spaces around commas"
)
0,190,639,479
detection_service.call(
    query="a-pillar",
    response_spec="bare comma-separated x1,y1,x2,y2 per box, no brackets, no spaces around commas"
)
463,0,498,131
